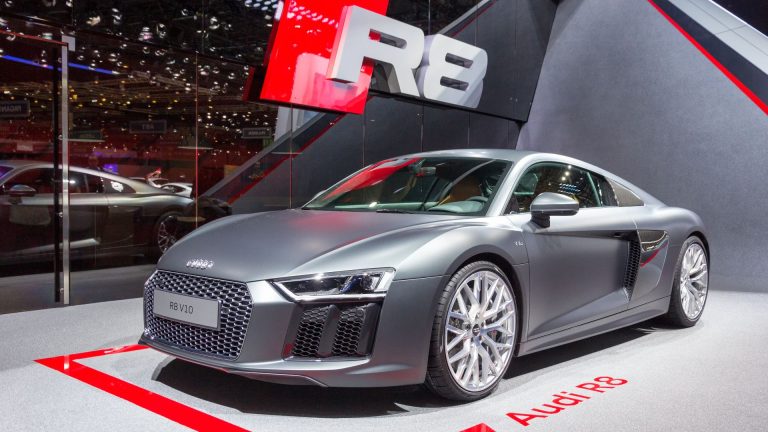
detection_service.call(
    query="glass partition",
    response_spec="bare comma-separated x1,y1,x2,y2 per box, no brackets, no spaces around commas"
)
0,31,64,313
66,32,283,304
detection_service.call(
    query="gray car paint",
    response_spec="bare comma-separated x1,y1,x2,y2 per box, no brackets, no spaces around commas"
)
142,149,708,387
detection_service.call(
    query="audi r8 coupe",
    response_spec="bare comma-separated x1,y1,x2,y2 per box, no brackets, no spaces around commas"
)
141,149,710,401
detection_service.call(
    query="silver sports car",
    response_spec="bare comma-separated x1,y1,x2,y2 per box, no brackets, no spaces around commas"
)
140,149,709,401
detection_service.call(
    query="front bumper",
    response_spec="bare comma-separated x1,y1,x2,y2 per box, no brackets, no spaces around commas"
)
141,272,445,388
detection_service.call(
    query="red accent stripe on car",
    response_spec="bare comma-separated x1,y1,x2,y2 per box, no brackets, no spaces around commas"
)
640,241,670,267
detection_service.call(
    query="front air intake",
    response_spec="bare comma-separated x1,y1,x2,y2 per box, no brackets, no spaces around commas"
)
289,303,380,359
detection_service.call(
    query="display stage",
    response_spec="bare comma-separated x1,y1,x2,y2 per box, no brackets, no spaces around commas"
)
1,287,765,432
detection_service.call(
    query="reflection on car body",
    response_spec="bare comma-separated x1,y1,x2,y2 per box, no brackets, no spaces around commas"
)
160,182,193,198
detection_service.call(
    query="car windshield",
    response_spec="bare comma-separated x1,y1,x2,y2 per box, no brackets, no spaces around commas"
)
304,157,511,215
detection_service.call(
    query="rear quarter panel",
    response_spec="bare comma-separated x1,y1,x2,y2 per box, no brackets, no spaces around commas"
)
630,205,707,307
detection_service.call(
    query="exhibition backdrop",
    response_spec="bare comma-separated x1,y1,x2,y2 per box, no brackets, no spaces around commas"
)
518,0,768,289
1,0,766,314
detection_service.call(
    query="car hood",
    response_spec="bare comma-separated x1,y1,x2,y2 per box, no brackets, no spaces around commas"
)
157,209,476,282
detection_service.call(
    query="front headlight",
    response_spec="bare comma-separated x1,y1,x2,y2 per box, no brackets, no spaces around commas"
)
273,269,395,302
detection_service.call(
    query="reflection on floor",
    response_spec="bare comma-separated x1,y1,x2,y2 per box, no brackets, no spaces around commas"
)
0,289,766,432
0,263,154,314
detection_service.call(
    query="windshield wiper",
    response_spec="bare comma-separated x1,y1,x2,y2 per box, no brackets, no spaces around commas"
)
375,208,413,214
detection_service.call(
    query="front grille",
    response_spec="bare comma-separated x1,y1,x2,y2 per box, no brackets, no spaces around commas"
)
290,303,380,358
623,240,642,298
144,271,252,360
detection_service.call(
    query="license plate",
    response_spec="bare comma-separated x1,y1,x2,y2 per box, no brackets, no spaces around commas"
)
153,290,221,330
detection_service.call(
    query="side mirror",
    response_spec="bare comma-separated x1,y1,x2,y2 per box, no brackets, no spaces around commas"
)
530,192,579,228
8,184,37,198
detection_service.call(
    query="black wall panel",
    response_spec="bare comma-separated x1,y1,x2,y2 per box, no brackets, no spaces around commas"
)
468,113,510,148
290,113,365,205
422,105,470,151
363,97,423,165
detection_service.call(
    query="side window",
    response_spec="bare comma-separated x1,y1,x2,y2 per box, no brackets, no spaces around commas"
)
4,168,54,193
607,179,644,207
589,172,618,207
86,174,104,193
510,163,600,213
104,179,135,194
68,172,87,194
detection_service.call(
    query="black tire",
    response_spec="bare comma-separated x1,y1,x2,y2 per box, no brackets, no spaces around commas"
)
664,236,709,327
424,260,518,401
151,210,181,257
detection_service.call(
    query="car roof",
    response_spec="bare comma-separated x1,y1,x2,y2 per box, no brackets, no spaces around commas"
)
403,149,539,162
0,160,38,169
0,160,158,193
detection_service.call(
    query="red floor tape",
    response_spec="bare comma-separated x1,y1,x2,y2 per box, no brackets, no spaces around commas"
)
35,345,250,432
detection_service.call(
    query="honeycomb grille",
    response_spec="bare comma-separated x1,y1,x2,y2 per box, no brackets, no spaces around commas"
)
332,308,365,356
623,240,642,298
143,271,252,360
291,306,331,358
291,303,379,358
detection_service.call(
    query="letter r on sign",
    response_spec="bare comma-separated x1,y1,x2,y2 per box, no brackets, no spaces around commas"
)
328,6,424,96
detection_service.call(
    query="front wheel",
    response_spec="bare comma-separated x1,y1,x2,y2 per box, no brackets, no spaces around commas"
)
664,236,709,327
425,261,518,401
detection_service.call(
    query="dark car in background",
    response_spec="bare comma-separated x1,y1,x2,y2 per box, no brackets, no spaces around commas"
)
0,160,192,265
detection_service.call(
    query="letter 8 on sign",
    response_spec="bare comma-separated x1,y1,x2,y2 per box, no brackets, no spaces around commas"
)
329,6,488,108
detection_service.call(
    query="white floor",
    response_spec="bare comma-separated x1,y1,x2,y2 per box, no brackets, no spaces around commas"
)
1,289,767,431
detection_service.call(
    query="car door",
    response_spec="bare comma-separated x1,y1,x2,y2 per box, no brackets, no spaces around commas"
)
100,177,142,248
507,162,637,339
0,167,56,258
67,171,109,255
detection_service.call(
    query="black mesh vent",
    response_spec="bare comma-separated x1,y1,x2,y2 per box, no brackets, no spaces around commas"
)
290,303,379,359
623,240,642,298
291,306,332,358
332,308,365,356
143,271,252,360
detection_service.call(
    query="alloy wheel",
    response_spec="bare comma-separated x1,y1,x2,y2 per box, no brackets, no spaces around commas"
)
156,216,178,254
444,270,516,392
679,242,708,320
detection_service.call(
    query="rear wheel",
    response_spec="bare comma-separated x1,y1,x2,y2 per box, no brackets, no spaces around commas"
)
152,211,181,256
664,236,709,327
425,261,518,401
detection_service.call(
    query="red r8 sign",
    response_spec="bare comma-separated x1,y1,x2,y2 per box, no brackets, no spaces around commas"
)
248,0,488,114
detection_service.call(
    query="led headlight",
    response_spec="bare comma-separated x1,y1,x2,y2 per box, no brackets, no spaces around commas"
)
273,269,395,301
